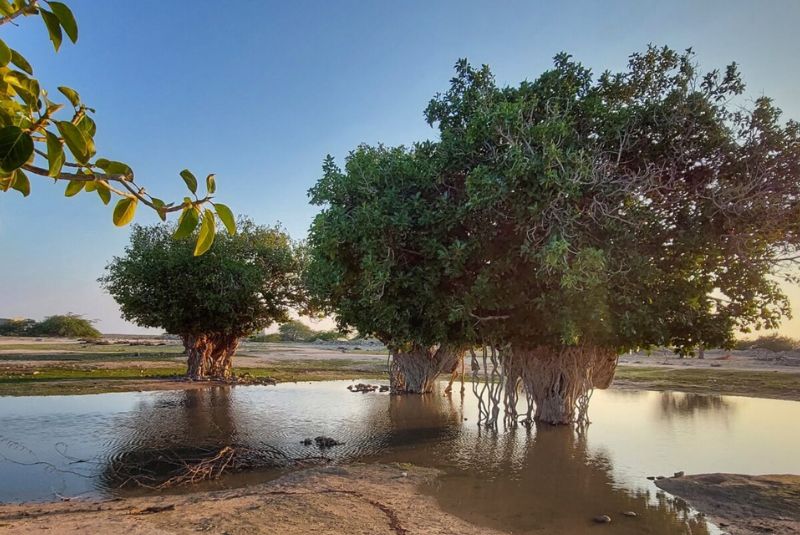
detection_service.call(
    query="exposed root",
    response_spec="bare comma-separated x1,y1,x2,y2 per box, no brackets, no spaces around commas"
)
105,444,329,490
472,345,618,427
389,345,463,394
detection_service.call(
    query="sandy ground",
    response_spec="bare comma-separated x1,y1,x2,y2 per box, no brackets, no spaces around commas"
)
655,474,800,535
0,464,502,535
619,347,800,372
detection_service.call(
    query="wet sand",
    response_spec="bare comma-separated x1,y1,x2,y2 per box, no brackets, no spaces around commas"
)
0,464,502,535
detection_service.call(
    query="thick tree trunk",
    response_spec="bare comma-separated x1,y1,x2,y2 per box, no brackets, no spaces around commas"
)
389,345,463,394
181,333,240,380
511,345,618,425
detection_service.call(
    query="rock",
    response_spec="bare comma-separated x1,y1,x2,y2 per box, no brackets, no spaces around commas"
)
314,436,342,449
656,476,666,480
622,511,637,517
673,471,685,478
593,515,612,524
300,438,312,446
379,385,389,392
646,476,656,480
400,472,408,478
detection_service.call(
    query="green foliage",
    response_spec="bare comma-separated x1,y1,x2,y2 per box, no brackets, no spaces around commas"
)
273,320,342,342
248,333,282,343
99,218,304,339
0,318,36,336
308,47,800,357
735,334,799,352
306,145,472,352
277,320,315,341
0,1,234,253
0,314,100,338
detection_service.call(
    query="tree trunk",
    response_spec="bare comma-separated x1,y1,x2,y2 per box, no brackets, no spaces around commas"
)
512,345,618,425
182,333,240,380
389,345,463,394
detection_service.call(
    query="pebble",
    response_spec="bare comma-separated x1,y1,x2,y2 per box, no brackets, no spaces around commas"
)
646,476,655,480
673,471,685,478
622,511,637,517
593,515,612,524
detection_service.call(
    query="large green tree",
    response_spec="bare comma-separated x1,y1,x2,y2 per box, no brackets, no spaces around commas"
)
306,147,472,393
426,48,800,424
100,219,303,379
1,0,233,254
308,48,799,423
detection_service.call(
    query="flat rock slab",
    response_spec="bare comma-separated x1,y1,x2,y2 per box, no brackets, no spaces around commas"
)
655,473,800,535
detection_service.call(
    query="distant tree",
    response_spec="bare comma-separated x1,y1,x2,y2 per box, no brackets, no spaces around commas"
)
0,318,36,336
278,320,315,342
0,314,98,337
100,219,303,379
736,334,799,352
0,1,233,254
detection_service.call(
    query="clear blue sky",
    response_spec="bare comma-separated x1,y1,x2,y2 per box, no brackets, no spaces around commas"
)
1,0,799,333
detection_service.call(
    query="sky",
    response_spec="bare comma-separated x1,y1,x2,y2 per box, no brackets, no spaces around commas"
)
1,0,799,335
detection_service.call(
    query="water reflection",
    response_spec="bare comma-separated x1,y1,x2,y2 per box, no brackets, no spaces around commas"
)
371,396,711,534
657,391,733,420
1,384,798,534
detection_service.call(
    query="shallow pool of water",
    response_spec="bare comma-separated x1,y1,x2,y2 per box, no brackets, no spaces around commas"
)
1,382,798,534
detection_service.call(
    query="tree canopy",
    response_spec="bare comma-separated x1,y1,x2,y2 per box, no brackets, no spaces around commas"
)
0,313,99,338
306,46,800,418
100,219,303,378
425,48,800,356
0,0,234,254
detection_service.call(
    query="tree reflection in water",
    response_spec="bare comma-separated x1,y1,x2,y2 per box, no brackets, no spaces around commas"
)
657,391,733,421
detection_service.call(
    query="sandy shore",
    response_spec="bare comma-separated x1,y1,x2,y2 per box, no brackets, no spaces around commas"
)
0,464,503,535
655,473,800,535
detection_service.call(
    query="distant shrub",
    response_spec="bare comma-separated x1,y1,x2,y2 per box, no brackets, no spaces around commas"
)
0,314,100,339
308,330,342,342
736,334,798,352
31,314,101,339
0,318,37,336
249,333,282,342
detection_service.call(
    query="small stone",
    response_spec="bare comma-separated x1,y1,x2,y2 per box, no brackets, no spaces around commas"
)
300,438,312,446
656,476,665,480
593,515,612,524
646,476,655,480
400,472,408,477
673,471,685,478
622,511,637,517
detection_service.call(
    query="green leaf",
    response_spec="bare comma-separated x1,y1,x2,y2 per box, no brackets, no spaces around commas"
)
96,182,111,205
151,197,167,221
206,173,216,194
0,125,34,173
40,9,63,52
10,49,33,75
173,206,200,239
58,86,80,107
214,203,236,235
64,179,84,197
55,121,88,163
84,180,96,192
194,209,216,256
0,39,10,67
48,1,78,43
180,169,197,194
77,114,96,138
11,169,30,197
45,130,64,177
112,197,137,226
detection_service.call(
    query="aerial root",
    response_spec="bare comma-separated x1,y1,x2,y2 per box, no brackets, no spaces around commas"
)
472,345,618,427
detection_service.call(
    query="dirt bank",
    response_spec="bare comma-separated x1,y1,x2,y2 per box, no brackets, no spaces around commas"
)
655,473,800,535
0,464,501,535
